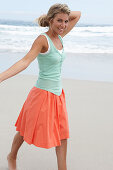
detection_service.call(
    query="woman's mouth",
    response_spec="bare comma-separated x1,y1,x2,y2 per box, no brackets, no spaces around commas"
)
58,28,64,31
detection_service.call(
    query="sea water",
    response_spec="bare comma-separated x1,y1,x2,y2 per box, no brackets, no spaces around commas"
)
0,20,113,82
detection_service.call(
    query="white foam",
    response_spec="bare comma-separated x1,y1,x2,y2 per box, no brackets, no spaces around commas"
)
0,24,113,53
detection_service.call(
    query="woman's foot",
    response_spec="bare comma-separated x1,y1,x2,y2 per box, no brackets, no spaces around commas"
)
7,153,17,170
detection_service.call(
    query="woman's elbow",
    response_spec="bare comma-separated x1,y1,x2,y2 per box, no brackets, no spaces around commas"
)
21,58,30,69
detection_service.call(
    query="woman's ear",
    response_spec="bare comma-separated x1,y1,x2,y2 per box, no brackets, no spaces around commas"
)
49,18,53,24
49,18,53,27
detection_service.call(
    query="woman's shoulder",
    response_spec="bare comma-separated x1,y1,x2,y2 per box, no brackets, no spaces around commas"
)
34,33,49,53
36,33,46,41
35,33,48,47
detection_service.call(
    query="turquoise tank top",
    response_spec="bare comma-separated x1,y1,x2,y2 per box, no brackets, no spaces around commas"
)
34,32,66,96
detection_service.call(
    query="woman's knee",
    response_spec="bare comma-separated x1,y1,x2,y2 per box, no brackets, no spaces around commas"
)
55,139,67,154
16,131,24,141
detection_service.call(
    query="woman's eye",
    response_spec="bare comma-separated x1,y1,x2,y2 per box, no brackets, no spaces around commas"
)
58,20,62,22
57,19,69,23
65,20,68,23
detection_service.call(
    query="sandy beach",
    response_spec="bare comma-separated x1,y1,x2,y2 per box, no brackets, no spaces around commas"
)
0,74,113,170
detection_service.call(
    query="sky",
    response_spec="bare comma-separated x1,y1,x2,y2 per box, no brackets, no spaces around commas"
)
0,0,113,25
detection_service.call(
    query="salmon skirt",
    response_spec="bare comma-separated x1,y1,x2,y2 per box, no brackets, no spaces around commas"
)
15,86,70,149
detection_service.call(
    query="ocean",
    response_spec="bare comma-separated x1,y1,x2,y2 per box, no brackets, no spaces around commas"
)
0,19,113,82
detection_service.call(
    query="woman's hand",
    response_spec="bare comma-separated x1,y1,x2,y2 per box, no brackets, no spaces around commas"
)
0,77,2,83
60,11,81,37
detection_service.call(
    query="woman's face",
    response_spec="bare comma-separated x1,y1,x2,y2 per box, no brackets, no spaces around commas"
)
50,12,69,35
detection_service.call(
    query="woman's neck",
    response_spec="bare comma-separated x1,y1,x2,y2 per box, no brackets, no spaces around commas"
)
46,30,59,40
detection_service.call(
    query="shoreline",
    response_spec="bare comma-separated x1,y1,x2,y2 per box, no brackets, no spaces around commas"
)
0,52,113,83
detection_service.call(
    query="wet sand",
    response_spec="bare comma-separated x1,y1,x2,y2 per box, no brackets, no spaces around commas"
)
0,74,113,170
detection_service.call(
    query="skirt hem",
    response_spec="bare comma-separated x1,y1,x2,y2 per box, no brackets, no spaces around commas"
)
15,128,70,149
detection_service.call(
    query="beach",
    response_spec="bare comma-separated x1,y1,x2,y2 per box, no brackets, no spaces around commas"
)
0,20,113,170
0,74,113,170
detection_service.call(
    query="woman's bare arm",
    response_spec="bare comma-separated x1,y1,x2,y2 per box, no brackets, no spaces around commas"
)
0,35,44,83
61,11,81,37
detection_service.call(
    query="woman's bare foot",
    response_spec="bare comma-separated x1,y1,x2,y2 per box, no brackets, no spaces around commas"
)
7,153,17,170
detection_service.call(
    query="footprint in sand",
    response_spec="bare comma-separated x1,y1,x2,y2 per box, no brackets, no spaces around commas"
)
0,167,8,170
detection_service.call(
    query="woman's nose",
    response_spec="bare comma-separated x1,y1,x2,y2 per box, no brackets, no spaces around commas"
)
61,22,66,28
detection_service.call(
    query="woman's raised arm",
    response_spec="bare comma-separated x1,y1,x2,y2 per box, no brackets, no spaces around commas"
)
61,11,81,37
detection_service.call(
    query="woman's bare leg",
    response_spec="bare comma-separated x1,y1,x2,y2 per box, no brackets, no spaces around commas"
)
55,139,68,170
7,131,24,170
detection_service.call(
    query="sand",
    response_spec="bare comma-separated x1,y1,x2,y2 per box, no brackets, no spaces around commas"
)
0,74,113,170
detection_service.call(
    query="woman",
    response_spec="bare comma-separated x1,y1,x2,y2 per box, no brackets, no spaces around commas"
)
0,3,81,170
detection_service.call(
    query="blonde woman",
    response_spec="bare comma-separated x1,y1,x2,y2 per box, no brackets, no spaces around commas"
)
0,3,81,170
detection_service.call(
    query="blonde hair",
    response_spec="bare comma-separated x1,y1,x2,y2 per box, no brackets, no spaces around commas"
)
35,3,71,27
